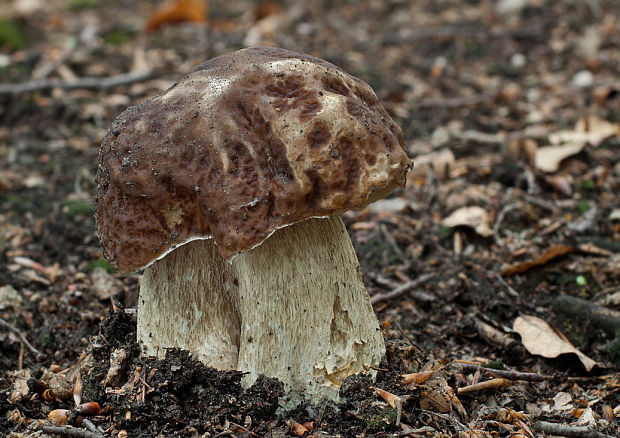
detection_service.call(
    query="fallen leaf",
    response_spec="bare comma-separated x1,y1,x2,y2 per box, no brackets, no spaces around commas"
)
144,0,208,32
501,245,574,276
9,369,31,404
90,267,124,300
542,391,574,413
550,116,620,146
0,285,22,310
536,116,620,173
442,206,494,237
369,198,414,214
373,387,400,408
535,142,585,173
401,371,434,386
575,406,596,427
410,148,455,181
513,315,598,371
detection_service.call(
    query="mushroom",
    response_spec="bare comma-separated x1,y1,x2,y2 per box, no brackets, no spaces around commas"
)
95,47,411,405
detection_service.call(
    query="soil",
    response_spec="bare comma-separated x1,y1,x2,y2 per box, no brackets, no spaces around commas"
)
1,0,620,437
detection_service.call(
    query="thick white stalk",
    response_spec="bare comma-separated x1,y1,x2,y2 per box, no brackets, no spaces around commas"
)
138,239,241,369
137,216,385,405
233,216,385,405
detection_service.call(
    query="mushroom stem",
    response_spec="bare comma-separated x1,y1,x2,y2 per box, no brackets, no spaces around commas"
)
138,239,241,369
137,215,385,405
233,216,385,405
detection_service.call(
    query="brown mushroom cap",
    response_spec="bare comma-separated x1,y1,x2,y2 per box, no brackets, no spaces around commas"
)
95,47,411,273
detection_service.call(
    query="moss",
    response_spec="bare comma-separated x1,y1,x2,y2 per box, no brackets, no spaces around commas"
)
103,28,135,46
437,225,454,241
576,200,590,215
485,361,506,370
365,407,399,432
357,236,404,270
0,19,27,51
63,199,95,217
576,179,595,192
67,0,98,11
87,259,115,274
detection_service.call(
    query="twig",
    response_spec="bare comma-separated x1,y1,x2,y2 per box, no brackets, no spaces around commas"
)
523,194,557,213
41,425,103,438
493,203,521,238
370,273,435,305
0,70,154,95
0,318,44,359
472,317,525,357
18,342,24,371
212,432,234,438
420,409,468,431
553,295,620,338
80,419,101,435
533,421,615,438
455,363,552,382
398,425,436,437
456,378,509,395
494,272,520,297
379,223,404,257
418,92,493,108
381,23,544,44
228,421,260,437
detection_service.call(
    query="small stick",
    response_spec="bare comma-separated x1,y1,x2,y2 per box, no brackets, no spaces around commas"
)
398,425,436,437
228,421,260,437
418,92,493,109
472,317,525,358
533,421,615,438
370,273,435,305
0,318,44,359
494,272,520,297
455,363,552,382
456,378,509,395
80,419,100,435
18,342,24,371
379,223,404,257
41,425,103,438
553,295,620,338
0,70,154,95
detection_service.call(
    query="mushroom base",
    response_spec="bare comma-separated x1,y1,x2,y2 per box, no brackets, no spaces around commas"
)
138,216,386,406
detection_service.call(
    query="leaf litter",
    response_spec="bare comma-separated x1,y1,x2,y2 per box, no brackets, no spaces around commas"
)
1,0,620,436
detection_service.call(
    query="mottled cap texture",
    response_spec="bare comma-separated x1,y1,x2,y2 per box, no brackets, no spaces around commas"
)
96,47,411,273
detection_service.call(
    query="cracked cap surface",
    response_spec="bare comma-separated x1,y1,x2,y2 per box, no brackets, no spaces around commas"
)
95,47,412,273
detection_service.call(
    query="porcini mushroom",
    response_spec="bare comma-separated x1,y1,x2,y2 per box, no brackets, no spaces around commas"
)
95,47,411,405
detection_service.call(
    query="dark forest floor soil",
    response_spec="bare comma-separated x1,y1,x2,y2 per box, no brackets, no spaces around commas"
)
1,0,619,436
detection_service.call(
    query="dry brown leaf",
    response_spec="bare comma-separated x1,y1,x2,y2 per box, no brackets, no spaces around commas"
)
373,387,400,408
535,116,620,173
144,0,208,32
8,369,31,404
550,116,620,146
90,267,124,300
513,315,598,371
401,371,434,385
442,206,494,237
409,148,455,181
501,245,574,276
535,142,586,173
